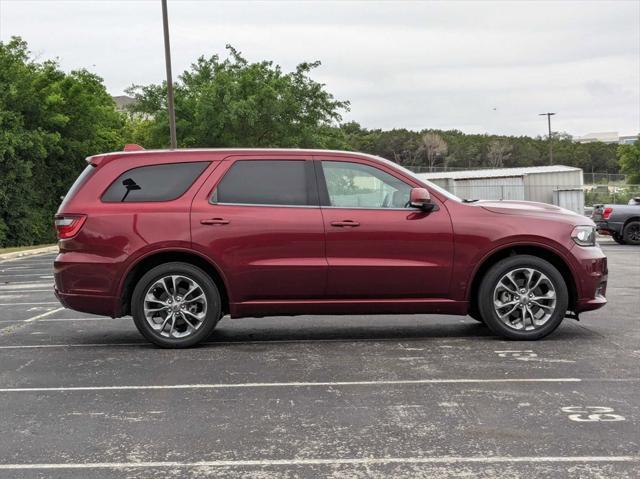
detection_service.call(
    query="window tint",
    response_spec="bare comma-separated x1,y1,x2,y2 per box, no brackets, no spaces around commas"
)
59,164,95,209
102,162,209,203
321,161,411,209
212,160,313,206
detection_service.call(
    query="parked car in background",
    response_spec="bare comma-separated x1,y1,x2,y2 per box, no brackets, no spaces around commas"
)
54,147,607,348
592,201,640,245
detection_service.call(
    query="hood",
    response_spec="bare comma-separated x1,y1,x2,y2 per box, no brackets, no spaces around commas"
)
477,200,582,218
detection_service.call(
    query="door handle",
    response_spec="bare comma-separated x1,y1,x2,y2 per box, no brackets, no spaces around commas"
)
330,220,360,227
200,218,230,225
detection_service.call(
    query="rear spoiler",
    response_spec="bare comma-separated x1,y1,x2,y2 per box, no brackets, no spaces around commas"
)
85,144,146,167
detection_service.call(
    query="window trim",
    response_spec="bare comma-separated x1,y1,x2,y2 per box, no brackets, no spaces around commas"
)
101,161,211,203
315,159,417,211
208,159,319,208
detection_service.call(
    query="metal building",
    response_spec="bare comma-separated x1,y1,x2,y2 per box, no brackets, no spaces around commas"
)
416,165,584,214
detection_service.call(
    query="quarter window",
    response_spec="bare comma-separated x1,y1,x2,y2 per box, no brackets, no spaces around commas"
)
102,162,209,202
321,161,411,208
212,160,314,206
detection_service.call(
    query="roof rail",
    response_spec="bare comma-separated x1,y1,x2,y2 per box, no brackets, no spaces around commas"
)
123,144,145,152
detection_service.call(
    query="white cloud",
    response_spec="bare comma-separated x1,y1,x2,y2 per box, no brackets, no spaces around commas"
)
1,0,638,136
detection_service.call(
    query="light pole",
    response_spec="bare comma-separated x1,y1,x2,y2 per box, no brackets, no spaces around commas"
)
538,112,555,165
162,0,177,149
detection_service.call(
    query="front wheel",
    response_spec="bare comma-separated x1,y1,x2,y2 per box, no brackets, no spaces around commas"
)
478,255,568,340
131,262,222,348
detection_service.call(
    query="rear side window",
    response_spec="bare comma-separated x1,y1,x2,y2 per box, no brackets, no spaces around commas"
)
212,160,315,206
102,162,209,203
59,164,95,208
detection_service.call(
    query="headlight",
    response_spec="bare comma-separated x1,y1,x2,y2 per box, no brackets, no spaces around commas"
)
571,225,596,246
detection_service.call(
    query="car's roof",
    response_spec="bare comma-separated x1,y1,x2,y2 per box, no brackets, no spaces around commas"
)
87,148,385,167
92,148,373,158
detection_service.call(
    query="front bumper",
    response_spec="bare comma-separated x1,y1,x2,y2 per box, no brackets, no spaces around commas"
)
570,245,608,314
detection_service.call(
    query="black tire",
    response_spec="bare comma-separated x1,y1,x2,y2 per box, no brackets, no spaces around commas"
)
477,255,568,340
612,233,626,245
467,304,485,324
131,262,222,348
622,221,640,245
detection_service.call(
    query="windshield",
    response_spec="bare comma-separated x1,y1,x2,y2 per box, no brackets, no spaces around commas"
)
373,155,462,203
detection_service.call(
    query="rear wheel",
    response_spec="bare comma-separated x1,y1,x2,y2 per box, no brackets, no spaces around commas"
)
132,262,221,348
478,255,568,340
622,221,640,245
612,233,626,245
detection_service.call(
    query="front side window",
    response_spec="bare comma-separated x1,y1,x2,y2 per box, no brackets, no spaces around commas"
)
212,160,313,206
321,161,412,209
102,162,209,202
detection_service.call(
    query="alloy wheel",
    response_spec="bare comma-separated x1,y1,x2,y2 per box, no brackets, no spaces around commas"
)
143,275,208,339
492,267,557,331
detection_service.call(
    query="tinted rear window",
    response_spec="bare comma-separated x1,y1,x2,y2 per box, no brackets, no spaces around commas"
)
102,162,209,203
59,164,95,209
212,160,314,206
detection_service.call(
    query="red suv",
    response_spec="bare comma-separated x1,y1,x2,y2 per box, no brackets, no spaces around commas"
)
54,148,607,347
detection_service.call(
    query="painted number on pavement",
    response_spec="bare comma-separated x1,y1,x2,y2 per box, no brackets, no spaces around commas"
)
495,350,538,361
561,406,626,422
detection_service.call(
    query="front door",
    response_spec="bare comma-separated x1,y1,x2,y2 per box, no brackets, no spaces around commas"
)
316,158,454,299
191,156,326,303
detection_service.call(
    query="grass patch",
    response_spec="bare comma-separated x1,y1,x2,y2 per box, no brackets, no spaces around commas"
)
0,244,56,255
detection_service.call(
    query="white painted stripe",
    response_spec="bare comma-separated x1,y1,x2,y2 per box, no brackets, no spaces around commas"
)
0,301,59,306
0,456,636,470
0,317,107,324
0,273,52,277
39,317,109,322
0,342,145,349
24,307,65,323
0,378,581,393
0,289,53,293
0,307,65,335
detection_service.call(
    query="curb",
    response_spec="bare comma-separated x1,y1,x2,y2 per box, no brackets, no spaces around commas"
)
0,245,58,261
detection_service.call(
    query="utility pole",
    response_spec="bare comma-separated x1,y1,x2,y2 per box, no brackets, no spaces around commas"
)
538,112,555,165
162,0,177,149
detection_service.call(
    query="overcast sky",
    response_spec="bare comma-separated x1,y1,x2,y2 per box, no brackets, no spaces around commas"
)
1,0,638,137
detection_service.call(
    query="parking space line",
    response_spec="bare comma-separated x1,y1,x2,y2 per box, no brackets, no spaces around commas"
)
0,273,53,277
0,455,636,470
23,307,66,323
0,378,582,393
0,290,53,294
0,301,59,306
0,307,65,335
39,317,108,321
0,342,146,349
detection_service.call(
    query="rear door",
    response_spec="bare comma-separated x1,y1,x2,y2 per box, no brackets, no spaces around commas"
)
191,156,327,303
316,156,454,298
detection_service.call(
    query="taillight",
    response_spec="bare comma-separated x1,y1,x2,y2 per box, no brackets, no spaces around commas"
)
602,207,613,220
54,215,87,239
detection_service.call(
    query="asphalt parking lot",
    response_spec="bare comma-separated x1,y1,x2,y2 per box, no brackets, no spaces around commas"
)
0,241,638,478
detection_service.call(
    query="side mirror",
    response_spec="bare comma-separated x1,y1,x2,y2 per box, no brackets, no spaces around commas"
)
410,187,435,211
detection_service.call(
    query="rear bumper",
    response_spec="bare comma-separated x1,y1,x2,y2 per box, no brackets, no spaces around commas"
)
595,220,624,235
54,250,122,317
54,289,118,317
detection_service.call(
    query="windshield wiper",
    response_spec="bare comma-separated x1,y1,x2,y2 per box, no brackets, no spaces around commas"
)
462,198,479,203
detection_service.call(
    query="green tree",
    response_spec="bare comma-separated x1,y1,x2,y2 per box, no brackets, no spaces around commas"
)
618,143,640,184
0,37,124,246
127,45,349,149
